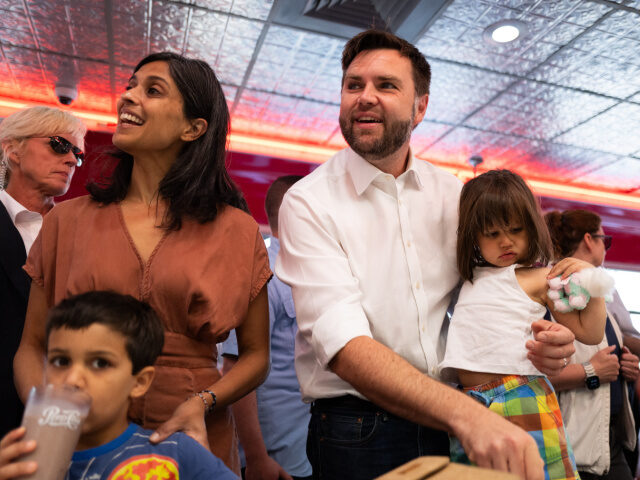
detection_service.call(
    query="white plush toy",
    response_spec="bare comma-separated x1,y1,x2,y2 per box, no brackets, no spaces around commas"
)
547,267,615,314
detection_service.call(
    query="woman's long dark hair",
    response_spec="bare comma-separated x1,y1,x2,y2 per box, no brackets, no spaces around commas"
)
87,52,248,230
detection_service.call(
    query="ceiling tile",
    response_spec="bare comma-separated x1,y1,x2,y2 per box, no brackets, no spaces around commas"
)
26,0,66,21
555,103,640,156
32,18,73,53
0,27,37,49
113,10,148,67
247,26,343,100
596,9,640,41
0,2,25,13
464,81,618,140
426,60,514,124
412,121,452,154
562,2,612,26
151,0,189,26
575,156,640,191
72,24,109,60
190,0,233,10
0,9,31,31
112,0,149,13
188,7,226,33
229,0,273,20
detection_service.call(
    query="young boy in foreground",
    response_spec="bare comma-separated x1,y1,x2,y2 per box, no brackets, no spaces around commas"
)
0,291,238,480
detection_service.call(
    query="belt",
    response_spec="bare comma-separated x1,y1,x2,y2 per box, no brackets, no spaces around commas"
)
312,395,382,412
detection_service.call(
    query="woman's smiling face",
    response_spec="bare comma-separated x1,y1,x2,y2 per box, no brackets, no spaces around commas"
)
113,61,193,159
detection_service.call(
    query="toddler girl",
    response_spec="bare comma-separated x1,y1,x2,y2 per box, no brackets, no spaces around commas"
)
440,169,608,480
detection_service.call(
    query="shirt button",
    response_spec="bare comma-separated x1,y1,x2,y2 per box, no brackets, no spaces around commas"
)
407,241,411,247
415,282,420,289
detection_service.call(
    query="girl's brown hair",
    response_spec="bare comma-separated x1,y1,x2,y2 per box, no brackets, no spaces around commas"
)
457,169,552,282
544,209,601,260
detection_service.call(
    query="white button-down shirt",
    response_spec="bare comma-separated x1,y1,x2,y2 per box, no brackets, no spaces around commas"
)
0,190,43,254
276,148,462,402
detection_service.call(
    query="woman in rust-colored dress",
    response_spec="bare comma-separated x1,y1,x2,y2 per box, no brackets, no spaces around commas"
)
14,52,271,473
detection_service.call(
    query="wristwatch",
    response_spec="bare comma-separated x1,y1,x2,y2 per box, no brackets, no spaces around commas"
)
582,361,600,390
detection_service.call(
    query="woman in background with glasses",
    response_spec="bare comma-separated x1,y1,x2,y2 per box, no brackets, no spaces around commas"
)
0,106,86,438
545,209,639,480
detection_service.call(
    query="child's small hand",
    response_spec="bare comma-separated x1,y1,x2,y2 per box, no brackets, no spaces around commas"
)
0,427,37,480
547,257,594,280
526,320,576,376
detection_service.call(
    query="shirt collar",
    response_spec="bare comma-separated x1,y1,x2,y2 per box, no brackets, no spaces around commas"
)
402,154,424,190
0,190,30,223
347,147,423,196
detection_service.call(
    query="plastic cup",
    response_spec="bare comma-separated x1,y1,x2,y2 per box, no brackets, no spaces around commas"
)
20,384,91,480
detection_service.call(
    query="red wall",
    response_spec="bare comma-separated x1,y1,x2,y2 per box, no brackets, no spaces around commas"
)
61,131,640,270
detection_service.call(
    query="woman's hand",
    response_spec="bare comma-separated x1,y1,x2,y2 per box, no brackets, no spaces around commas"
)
590,346,620,383
620,346,640,382
150,396,209,449
547,257,595,280
0,428,37,480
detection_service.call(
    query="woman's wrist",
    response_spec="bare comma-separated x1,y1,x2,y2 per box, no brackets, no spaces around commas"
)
190,390,216,415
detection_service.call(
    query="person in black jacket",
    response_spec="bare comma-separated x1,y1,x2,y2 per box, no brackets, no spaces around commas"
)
0,106,85,436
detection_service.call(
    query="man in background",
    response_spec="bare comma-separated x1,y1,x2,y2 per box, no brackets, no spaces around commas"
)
224,175,312,480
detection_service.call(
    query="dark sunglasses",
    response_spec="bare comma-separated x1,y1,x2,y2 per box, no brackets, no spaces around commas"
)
30,136,85,166
592,234,612,251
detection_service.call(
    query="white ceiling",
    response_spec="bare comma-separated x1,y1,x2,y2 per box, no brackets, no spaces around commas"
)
1,0,640,194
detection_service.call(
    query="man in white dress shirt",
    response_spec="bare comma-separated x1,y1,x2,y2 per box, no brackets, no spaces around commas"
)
276,30,575,480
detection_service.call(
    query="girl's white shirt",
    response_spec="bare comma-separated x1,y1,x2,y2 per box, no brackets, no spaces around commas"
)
439,263,546,382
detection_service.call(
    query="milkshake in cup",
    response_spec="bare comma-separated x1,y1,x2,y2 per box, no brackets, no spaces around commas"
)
20,384,91,480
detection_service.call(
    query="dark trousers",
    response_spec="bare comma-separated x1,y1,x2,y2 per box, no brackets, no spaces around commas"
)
578,414,633,480
307,395,449,480
241,469,311,480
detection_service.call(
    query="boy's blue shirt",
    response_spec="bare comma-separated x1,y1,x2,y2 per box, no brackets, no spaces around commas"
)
66,423,238,480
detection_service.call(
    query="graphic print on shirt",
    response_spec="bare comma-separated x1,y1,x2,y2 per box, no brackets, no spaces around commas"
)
106,454,179,479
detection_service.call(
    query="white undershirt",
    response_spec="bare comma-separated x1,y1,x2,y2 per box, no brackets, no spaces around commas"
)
0,190,43,254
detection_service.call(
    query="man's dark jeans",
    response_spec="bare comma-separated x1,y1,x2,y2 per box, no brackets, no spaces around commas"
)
307,395,449,480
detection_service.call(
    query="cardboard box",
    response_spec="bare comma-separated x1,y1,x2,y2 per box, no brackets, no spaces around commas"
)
376,456,519,479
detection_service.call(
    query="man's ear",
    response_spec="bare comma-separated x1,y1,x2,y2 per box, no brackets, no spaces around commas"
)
181,118,208,143
413,94,429,128
130,366,155,399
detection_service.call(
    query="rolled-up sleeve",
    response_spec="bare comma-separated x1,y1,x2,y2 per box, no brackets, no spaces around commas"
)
276,187,372,369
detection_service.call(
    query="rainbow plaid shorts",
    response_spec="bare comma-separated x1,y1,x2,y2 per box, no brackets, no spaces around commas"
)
449,375,579,480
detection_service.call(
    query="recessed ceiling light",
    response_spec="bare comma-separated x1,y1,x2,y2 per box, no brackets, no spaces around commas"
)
483,20,527,45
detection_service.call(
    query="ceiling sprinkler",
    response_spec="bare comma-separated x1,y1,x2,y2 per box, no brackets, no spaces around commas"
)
468,155,483,176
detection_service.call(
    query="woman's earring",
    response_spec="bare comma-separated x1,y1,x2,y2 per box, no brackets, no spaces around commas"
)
0,159,7,191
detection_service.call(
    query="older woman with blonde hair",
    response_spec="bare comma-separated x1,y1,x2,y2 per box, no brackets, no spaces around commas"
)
0,106,86,437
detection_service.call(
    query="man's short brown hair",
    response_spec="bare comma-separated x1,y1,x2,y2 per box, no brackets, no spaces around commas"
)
342,29,431,96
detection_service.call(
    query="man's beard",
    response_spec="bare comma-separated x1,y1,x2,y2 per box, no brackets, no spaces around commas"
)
339,108,414,161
